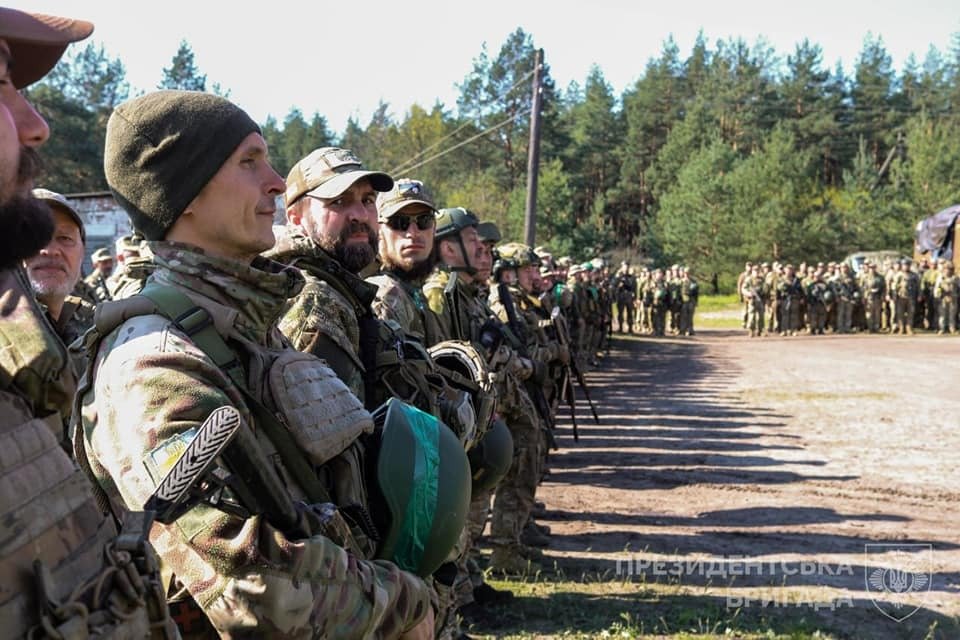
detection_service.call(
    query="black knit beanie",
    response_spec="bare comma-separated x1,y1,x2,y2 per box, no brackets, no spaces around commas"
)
104,90,261,240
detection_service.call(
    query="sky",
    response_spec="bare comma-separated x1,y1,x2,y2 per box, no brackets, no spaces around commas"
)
22,0,960,135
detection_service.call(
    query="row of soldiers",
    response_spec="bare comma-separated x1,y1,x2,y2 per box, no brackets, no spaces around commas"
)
737,259,960,337
611,263,701,337
1,12,602,637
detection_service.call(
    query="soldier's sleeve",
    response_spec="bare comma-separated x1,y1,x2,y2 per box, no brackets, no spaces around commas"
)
81,317,431,639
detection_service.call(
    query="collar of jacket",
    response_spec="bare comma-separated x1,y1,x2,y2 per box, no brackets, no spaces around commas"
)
265,226,377,313
147,241,304,344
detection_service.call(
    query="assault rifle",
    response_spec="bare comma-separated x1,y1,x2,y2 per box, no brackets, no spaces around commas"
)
551,306,600,426
497,282,558,450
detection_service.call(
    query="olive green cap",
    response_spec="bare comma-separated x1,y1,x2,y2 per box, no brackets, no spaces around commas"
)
32,188,85,242
376,178,436,222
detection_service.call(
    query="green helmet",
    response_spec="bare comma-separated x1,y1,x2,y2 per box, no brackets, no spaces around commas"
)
368,398,471,577
467,418,513,493
476,221,502,244
435,207,479,241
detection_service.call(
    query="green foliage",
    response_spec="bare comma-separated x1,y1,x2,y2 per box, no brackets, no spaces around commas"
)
158,40,206,91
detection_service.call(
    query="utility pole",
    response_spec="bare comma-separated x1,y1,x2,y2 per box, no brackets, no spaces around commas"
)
523,48,544,247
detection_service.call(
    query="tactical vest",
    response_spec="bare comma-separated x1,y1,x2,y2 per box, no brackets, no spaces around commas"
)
75,283,378,558
0,269,175,639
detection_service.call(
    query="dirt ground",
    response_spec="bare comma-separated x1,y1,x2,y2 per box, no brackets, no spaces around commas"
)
521,329,960,638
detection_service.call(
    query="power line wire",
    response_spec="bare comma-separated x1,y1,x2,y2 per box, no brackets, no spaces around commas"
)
390,107,532,175
391,67,537,175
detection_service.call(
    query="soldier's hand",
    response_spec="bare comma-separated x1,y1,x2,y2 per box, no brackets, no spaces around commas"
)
399,605,435,640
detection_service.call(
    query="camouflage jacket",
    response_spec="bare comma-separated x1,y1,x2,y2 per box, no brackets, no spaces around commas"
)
108,252,156,300
266,227,376,401
368,270,445,347
82,270,113,303
0,268,176,638
77,243,431,639
934,273,960,300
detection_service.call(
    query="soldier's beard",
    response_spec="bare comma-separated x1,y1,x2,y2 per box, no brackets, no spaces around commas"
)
0,195,54,271
324,220,376,274
383,250,436,282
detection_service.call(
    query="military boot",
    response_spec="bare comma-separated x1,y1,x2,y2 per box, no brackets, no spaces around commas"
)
489,546,541,574
520,520,550,548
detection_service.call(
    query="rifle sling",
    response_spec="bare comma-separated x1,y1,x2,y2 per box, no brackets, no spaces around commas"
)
138,283,332,505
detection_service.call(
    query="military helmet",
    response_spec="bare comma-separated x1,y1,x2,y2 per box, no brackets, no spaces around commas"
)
467,418,513,493
367,398,471,577
495,242,538,268
428,340,496,448
476,221,502,244
435,207,479,241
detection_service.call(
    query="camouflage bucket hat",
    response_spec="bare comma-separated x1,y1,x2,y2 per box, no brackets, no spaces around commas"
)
285,147,393,206
377,178,436,222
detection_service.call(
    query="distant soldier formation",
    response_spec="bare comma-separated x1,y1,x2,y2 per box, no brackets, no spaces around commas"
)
737,258,960,337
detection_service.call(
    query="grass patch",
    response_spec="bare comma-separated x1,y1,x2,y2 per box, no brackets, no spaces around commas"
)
463,577,839,640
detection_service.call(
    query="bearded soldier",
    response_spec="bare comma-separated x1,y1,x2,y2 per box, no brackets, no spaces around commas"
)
0,11,179,639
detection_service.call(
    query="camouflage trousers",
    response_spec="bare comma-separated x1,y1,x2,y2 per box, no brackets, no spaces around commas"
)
651,307,667,336
780,300,802,334
939,297,958,333
636,302,651,333
766,300,780,334
490,405,541,553
865,296,883,332
895,298,916,332
747,301,765,335
835,299,854,333
616,297,634,332
807,303,826,334
679,302,696,335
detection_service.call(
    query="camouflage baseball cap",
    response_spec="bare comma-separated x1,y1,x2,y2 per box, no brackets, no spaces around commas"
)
32,188,85,242
376,178,436,222
285,147,393,206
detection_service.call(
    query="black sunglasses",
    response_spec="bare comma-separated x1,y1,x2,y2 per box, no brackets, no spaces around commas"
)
386,213,435,231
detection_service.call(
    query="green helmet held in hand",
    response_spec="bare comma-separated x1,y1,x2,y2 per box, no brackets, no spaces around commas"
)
367,398,471,577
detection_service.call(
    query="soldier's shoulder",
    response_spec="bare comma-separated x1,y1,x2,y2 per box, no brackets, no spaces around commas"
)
423,269,450,291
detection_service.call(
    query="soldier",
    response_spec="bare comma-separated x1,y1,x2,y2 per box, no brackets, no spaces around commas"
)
742,264,767,337
763,262,781,335
920,258,939,330
0,10,179,638
79,91,437,637
23,188,94,346
108,233,155,299
736,261,753,329
933,262,960,334
831,263,859,334
678,266,699,336
82,245,114,302
777,264,804,336
883,259,899,332
862,262,886,333
666,264,683,334
649,268,670,337
424,209,544,575
368,179,444,344
805,269,830,335
613,261,636,333
893,259,920,335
